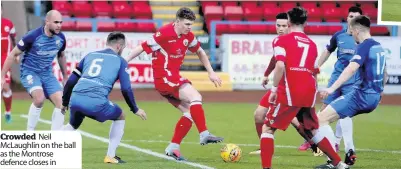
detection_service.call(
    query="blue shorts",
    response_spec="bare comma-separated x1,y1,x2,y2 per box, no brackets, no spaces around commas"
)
330,90,381,118
20,69,62,97
69,94,122,129
324,82,357,105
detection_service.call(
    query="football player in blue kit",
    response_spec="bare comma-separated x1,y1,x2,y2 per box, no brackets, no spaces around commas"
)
1,10,67,130
61,32,147,164
314,15,388,169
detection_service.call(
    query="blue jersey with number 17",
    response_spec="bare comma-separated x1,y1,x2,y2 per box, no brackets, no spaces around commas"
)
350,38,386,94
72,48,131,99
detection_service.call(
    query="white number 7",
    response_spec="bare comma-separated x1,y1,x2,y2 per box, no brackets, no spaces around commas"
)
298,41,310,67
376,52,386,75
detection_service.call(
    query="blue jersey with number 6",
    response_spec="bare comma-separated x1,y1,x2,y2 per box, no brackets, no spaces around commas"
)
72,48,130,99
350,38,386,94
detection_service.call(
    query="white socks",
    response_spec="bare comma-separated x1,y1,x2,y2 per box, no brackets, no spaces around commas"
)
340,117,355,152
334,117,355,152
107,120,125,157
62,123,75,131
27,103,43,130
51,108,65,130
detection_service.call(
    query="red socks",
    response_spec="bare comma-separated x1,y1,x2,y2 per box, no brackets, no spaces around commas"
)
260,133,274,168
171,116,192,144
189,104,207,133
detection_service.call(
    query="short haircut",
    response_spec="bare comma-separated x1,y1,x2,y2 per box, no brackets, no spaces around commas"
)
348,6,363,15
107,31,126,45
276,12,288,20
287,7,307,25
176,7,196,21
350,15,371,28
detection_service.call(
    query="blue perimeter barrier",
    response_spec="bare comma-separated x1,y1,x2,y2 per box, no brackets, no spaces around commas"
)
209,20,399,69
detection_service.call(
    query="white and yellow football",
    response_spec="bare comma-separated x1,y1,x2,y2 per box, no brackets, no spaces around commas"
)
220,143,242,162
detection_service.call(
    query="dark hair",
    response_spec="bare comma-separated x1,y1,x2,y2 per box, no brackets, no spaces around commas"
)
107,31,125,45
176,7,196,21
276,12,288,20
348,6,363,15
287,7,307,25
350,15,371,28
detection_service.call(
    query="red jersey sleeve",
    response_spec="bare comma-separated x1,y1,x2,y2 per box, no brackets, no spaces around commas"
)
188,33,200,53
9,21,16,38
141,31,165,54
272,37,286,62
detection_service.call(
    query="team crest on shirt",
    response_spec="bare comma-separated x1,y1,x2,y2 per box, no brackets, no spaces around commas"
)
269,119,275,125
26,75,33,85
183,39,188,46
18,40,24,46
156,32,161,37
4,26,9,32
56,40,61,48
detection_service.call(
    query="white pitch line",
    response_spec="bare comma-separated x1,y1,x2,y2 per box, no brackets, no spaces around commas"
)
20,115,215,169
122,140,401,154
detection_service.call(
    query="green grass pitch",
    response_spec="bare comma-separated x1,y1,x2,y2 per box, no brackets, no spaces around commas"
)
2,100,401,169
382,0,401,22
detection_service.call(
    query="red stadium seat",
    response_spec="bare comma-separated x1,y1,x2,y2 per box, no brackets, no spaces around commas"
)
224,6,243,20
371,26,389,36
228,24,248,34
324,7,343,20
221,1,238,7
72,1,92,17
319,2,337,9
243,6,263,21
241,1,257,8
280,2,298,12
204,6,224,21
136,23,155,33
132,3,152,19
328,25,343,35
52,1,72,16
300,2,317,8
306,25,329,35
61,16,75,31
363,7,378,20
96,16,115,32
308,17,322,22
263,7,281,21
115,17,137,32
113,1,132,18
75,20,92,31
304,6,322,19
248,24,268,34
261,1,277,9
92,2,112,17
325,18,342,23
266,25,276,34
201,1,218,7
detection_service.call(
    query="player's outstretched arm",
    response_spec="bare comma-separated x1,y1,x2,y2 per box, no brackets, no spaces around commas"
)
317,49,331,67
196,47,222,87
57,51,68,84
125,45,144,62
1,47,22,86
118,59,147,120
328,62,360,92
62,59,85,112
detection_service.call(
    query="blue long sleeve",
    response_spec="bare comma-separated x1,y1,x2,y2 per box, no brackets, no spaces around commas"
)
118,60,139,113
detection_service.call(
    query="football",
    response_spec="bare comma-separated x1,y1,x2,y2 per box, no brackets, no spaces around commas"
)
220,143,242,162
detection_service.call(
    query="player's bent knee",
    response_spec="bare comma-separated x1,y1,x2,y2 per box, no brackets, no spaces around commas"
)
254,106,267,123
31,90,45,107
262,124,276,134
2,83,11,92
117,112,125,120
317,105,339,126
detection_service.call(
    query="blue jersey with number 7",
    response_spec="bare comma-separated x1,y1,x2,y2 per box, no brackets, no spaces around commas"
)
72,48,131,98
350,38,386,94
